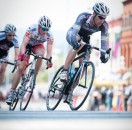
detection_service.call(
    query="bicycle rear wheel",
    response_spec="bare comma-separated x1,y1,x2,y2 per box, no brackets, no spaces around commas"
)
46,66,64,110
20,70,36,110
69,61,95,110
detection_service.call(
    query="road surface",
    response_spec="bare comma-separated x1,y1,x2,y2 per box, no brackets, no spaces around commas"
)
0,111,132,130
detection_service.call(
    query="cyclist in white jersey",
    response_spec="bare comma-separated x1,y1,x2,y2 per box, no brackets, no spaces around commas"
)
60,2,111,82
6,15,54,105
0,24,19,84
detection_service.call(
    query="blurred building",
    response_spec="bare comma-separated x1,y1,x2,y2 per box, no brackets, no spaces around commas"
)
121,0,132,70
108,0,132,73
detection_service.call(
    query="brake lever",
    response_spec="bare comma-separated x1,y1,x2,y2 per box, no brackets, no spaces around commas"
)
12,64,17,73
46,57,52,69
106,48,111,54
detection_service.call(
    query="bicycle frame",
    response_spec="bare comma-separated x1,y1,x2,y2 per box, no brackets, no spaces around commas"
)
71,44,111,85
78,49,90,83
21,55,39,87
68,45,90,84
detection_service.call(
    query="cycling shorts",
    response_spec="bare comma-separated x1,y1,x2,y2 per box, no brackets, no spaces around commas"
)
18,44,44,62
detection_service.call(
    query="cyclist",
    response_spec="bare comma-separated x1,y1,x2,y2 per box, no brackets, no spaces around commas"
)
6,15,54,105
0,24,19,84
60,2,110,82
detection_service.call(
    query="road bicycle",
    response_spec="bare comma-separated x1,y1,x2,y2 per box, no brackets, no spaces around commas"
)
46,44,111,110
9,48,52,111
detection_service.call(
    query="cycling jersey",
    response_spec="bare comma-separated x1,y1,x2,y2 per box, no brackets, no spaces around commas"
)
66,12,108,50
0,31,19,58
26,24,53,46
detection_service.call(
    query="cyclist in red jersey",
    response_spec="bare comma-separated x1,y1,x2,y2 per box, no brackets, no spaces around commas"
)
6,15,54,105
60,2,110,82
0,24,19,84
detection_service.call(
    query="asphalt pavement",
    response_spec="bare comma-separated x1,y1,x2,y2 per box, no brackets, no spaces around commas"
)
0,111,132,130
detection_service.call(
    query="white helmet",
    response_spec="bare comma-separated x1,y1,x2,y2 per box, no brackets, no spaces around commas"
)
38,15,52,29
93,2,110,16
4,24,16,33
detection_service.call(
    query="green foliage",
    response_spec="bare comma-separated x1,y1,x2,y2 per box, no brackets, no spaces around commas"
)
37,71,48,82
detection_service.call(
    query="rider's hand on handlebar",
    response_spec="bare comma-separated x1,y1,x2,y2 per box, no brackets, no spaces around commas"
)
100,48,111,63
17,54,24,61
100,52,110,63
46,61,53,68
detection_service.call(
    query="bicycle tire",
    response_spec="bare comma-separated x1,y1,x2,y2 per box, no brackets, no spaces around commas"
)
69,61,95,110
20,70,36,110
9,97,19,111
46,65,64,110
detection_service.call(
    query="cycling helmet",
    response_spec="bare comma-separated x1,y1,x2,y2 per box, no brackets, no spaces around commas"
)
38,15,52,29
4,24,16,33
93,2,110,16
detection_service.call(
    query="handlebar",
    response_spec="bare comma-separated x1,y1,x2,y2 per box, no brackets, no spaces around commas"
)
25,51,52,69
0,59,17,73
0,59,14,65
46,57,52,69
87,44,111,54
12,64,17,73
30,52,52,62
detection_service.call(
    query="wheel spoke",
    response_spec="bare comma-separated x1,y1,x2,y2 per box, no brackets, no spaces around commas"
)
46,66,64,110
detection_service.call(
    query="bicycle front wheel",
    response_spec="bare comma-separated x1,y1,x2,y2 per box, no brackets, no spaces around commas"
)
69,61,95,110
20,70,36,110
46,66,64,110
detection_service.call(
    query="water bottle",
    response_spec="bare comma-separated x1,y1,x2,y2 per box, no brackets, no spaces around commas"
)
70,69,76,79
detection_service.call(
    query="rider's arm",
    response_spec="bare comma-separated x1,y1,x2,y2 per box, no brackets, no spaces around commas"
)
100,22,109,51
46,37,54,59
70,13,88,44
14,47,19,61
13,36,20,61
19,32,30,54
100,22,110,63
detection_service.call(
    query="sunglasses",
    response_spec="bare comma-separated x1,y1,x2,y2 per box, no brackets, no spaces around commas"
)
98,15,106,20
7,34,15,37
41,27,49,31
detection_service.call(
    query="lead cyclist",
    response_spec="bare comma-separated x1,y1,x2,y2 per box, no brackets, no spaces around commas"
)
6,15,54,105
60,2,110,82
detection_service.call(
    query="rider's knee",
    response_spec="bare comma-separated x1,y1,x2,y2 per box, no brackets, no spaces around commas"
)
0,66,6,73
72,43,81,51
17,64,26,74
68,39,81,51
66,33,81,51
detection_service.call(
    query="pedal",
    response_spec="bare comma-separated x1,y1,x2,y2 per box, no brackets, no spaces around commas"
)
54,84,64,92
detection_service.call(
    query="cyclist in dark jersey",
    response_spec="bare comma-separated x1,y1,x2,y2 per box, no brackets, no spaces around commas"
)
60,2,110,82
0,24,19,84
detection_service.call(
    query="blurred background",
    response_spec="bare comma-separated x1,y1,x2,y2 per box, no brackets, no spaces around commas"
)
0,0,132,111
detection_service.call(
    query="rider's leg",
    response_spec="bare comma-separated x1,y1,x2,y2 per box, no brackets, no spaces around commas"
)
60,43,85,81
60,33,86,82
6,61,27,105
0,63,7,84
33,45,45,75
12,61,27,89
